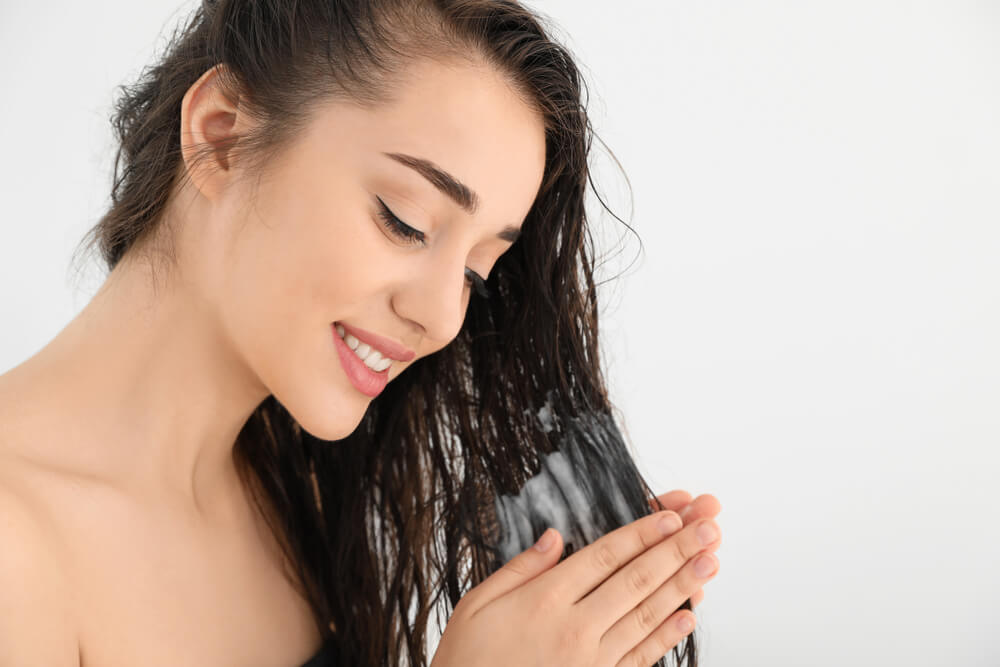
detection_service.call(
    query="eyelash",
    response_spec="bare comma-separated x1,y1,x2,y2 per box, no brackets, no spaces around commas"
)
375,197,491,299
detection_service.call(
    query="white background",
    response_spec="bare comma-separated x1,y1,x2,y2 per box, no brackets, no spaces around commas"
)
2,1,998,665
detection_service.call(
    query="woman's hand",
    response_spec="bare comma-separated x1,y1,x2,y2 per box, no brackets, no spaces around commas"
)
646,490,722,609
430,493,722,667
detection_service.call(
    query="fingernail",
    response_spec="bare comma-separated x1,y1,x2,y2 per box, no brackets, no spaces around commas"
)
658,512,682,536
694,554,717,578
534,528,555,552
677,615,694,633
697,521,718,546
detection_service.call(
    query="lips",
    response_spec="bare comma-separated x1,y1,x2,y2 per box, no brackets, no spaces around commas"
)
332,324,389,397
334,321,416,362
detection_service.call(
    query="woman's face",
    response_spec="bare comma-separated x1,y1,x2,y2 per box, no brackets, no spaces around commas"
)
179,58,546,440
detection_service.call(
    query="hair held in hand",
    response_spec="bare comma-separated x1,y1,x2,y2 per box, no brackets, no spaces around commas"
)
74,0,695,664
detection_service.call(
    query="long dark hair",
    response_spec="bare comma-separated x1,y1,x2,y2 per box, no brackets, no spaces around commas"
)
72,1,696,665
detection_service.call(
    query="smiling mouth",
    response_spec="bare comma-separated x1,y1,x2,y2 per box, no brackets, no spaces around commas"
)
332,321,416,362
332,324,390,398
333,323,393,372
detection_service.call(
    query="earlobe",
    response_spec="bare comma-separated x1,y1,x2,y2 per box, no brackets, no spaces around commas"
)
179,64,245,200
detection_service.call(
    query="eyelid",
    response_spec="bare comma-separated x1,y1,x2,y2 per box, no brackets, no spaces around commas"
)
376,195,410,225
376,196,426,245
375,194,493,298
378,195,430,229
378,194,509,253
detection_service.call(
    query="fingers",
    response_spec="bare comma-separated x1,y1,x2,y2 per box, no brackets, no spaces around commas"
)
599,548,718,661
461,527,564,617
574,515,720,630
678,494,721,524
612,608,697,667
647,490,692,513
649,492,722,526
541,510,680,607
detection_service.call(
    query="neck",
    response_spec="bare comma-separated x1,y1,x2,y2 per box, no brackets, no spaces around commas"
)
0,251,270,522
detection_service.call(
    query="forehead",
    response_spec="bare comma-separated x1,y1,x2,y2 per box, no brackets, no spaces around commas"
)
310,58,547,225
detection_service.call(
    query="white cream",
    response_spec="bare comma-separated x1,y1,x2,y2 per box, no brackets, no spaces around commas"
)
494,393,636,565
335,324,393,372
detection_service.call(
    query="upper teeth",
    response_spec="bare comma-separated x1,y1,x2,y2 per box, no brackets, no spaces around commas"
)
336,324,393,372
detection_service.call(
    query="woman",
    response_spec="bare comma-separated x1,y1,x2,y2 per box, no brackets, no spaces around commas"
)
0,0,722,665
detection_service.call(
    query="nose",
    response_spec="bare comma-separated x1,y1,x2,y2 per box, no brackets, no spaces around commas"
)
393,252,470,347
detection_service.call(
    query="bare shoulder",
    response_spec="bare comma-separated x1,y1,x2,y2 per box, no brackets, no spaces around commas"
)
0,472,81,666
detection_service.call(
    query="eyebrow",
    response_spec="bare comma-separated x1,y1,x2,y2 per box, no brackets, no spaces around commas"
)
381,151,522,244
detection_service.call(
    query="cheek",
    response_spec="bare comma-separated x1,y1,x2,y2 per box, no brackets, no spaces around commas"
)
214,204,400,431
308,224,384,315
221,202,382,329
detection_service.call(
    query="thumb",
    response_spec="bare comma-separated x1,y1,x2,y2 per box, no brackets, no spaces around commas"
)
461,528,563,615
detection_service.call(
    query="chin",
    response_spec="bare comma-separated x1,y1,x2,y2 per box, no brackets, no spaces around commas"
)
296,410,365,442
271,385,368,443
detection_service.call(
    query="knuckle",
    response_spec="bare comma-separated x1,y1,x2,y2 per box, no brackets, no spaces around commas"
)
591,541,620,573
627,638,659,667
626,564,655,597
620,648,644,667
668,534,688,564
623,651,644,667
676,569,698,596
633,599,659,635
677,560,698,588
504,557,532,578
647,634,670,664
639,512,674,549
533,583,563,615
647,629,675,666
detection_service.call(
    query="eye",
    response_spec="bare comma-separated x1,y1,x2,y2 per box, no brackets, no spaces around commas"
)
464,267,491,299
375,196,426,247
375,196,492,300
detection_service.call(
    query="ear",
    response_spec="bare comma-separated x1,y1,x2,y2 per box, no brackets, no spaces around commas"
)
179,64,251,201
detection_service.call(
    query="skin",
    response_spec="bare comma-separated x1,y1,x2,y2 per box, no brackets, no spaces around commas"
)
0,51,722,663
646,490,723,610
430,493,722,666
0,57,546,665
